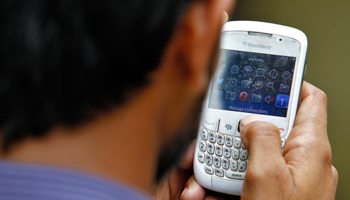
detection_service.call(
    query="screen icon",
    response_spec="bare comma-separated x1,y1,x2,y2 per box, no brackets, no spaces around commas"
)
269,69,278,79
217,78,224,84
282,71,292,79
256,68,265,77
226,91,235,100
264,94,275,105
228,78,238,87
275,94,289,108
254,81,263,90
280,84,290,93
252,93,262,103
267,82,276,92
241,80,250,89
239,92,249,102
213,89,223,98
243,66,253,75
231,65,239,74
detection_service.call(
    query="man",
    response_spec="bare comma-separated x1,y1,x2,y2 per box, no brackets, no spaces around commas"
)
0,0,337,199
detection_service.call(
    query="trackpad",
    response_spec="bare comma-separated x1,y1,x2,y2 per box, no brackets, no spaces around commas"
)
212,177,243,195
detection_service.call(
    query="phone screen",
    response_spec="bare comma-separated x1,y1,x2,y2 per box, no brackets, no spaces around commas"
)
208,49,296,117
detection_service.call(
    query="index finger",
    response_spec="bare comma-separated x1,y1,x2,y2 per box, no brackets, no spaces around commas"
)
284,81,330,164
288,81,328,141
295,81,328,129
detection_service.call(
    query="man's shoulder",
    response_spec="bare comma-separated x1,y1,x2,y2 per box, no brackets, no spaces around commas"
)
0,161,152,200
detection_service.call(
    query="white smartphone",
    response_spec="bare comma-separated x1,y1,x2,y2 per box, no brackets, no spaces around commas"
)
194,21,308,196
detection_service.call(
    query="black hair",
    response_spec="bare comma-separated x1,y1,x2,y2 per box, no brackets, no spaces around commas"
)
0,0,193,151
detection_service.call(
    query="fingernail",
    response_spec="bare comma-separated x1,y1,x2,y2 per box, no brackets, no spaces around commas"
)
240,115,265,131
180,188,187,200
222,11,229,23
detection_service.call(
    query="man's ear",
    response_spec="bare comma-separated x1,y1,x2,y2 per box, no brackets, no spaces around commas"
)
160,0,236,95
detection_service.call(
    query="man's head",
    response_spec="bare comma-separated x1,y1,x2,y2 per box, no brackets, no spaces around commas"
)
0,0,235,188
0,0,193,150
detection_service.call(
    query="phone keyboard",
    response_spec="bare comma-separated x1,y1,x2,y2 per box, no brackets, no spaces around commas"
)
198,127,248,180
198,127,286,180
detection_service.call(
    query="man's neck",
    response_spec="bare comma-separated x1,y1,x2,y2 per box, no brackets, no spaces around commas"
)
0,86,163,194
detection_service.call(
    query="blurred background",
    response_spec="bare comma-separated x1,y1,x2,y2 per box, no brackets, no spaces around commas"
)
232,0,350,199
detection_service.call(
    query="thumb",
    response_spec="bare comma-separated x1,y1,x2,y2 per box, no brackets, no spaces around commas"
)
239,115,284,170
239,116,291,198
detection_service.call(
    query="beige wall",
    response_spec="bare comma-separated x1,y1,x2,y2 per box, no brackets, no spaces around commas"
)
233,1,350,199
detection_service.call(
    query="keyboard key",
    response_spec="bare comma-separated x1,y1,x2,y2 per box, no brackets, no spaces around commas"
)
234,138,241,148
232,149,240,160
198,152,204,163
215,168,224,177
205,165,214,175
217,134,224,145
230,160,238,171
223,147,231,158
201,129,208,140
215,145,223,156
240,150,249,161
238,161,247,172
202,117,219,132
218,120,235,135
225,136,233,147
199,140,206,152
207,143,214,154
209,132,216,143
226,171,245,180
222,158,229,169
205,154,213,166
214,157,221,168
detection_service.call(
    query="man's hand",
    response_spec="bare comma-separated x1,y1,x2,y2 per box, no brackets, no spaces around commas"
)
239,81,338,199
156,81,338,200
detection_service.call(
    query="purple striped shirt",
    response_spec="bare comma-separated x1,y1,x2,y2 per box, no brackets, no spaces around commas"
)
0,161,152,200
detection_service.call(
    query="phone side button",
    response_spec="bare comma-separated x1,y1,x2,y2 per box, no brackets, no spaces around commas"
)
204,165,214,175
226,171,245,180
